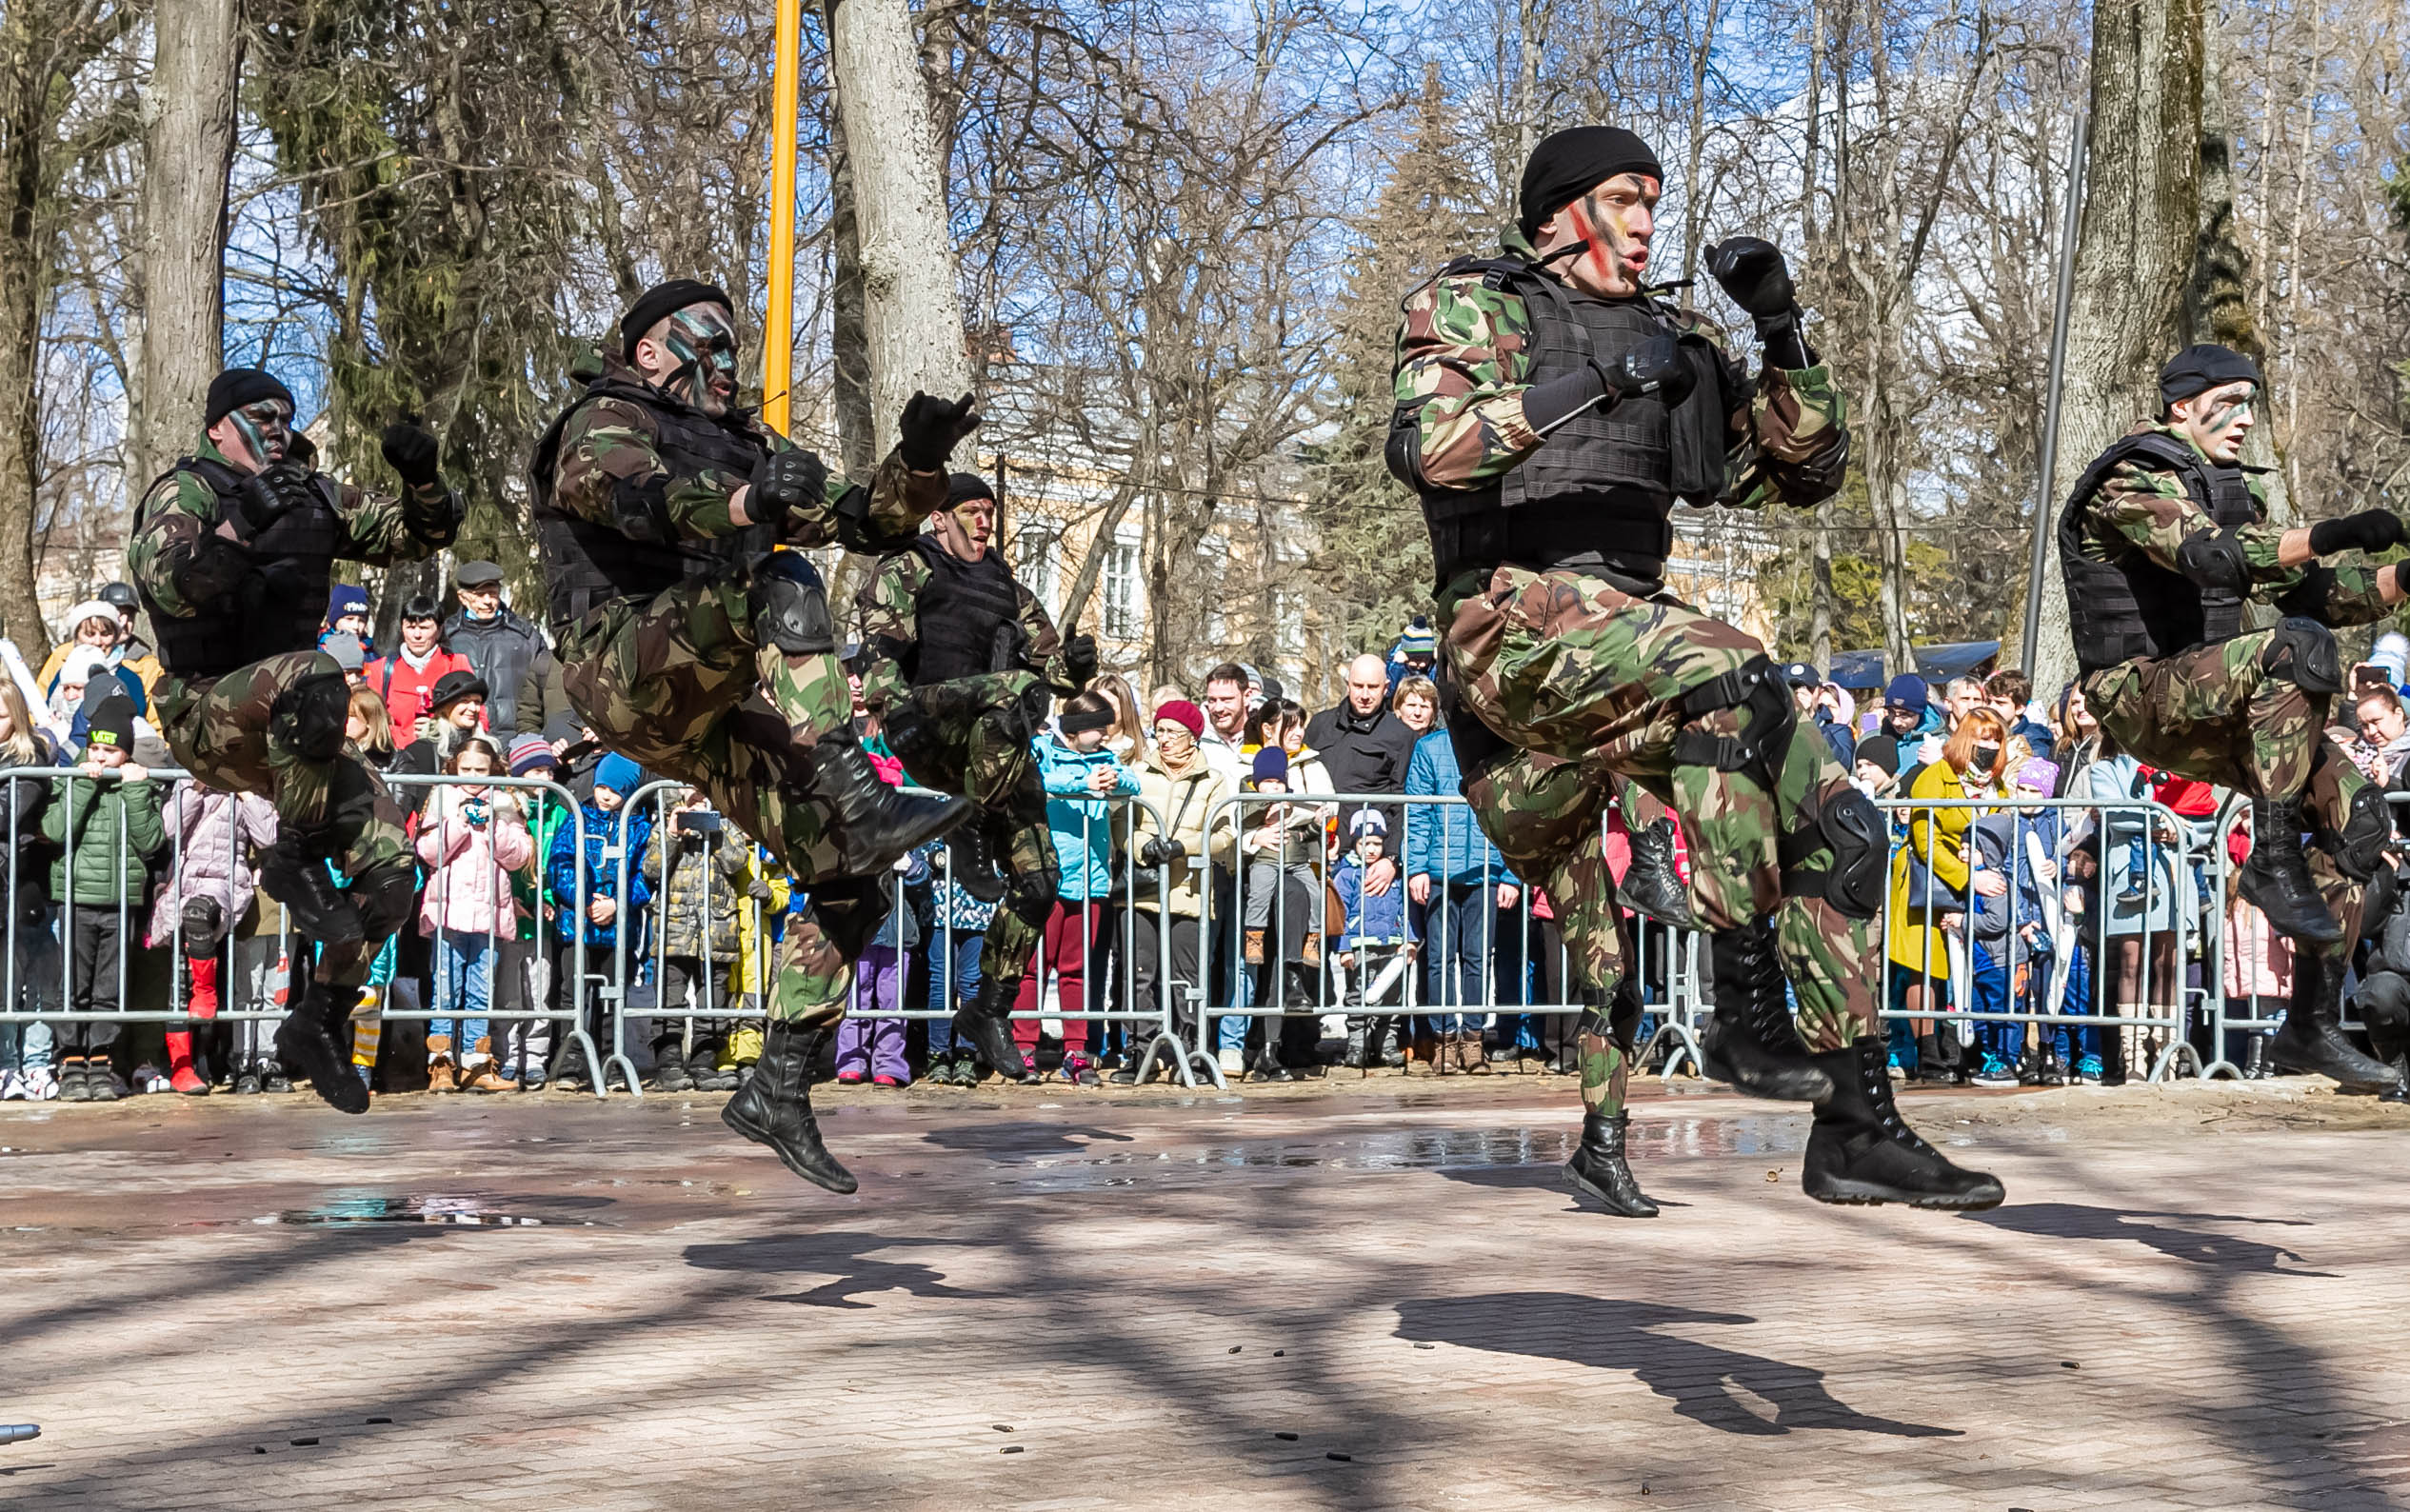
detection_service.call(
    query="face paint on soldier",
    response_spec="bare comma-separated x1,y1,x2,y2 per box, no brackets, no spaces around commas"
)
1533,173,1660,300
638,302,741,416
209,398,294,475
934,495,997,562
2172,380,2257,464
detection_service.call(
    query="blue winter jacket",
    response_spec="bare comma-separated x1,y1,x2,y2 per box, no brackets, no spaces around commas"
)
547,798,654,948
1335,854,1412,948
1034,735,1140,901
1404,730,1516,887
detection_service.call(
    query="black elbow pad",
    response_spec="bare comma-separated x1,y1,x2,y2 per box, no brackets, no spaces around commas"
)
1384,411,1426,490
608,473,677,544
2176,528,2249,592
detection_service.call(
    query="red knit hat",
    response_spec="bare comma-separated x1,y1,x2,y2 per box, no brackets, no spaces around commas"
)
1152,699,1205,738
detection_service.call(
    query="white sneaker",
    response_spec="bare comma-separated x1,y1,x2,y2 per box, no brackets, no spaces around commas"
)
23,1066,57,1101
0,1069,22,1101
1218,1046,1245,1076
144,1073,172,1095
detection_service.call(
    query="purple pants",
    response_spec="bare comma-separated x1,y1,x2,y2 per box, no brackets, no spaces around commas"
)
834,944,909,1084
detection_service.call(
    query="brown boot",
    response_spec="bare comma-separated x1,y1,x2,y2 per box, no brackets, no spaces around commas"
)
425,1033,457,1094
1461,1031,1491,1074
1245,929,1265,965
461,1039,510,1093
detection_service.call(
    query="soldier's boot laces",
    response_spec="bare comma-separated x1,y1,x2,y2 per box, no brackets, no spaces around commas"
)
953,972,1038,1084
2238,798,2343,946
945,822,1009,903
273,977,370,1116
808,737,970,876
1623,818,1697,930
1803,1037,2004,1210
721,1020,857,1193
1563,1111,1659,1218
1697,919,1834,1103
2269,953,2398,1092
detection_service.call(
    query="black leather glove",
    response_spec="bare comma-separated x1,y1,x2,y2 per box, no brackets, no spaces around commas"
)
379,423,443,490
1590,333,1694,408
2308,510,2406,557
897,390,981,473
1061,632,1099,688
234,464,317,539
1139,837,1185,869
749,447,829,529
1705,237,1797,319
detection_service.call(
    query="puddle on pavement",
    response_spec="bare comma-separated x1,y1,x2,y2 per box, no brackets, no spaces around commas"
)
986,1114,1808,1189
194,1191,615,1228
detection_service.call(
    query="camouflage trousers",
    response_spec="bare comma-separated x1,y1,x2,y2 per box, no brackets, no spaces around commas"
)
154,652,411,989
2082,631,2367,954
556,565,869,1029
882,670,1056,998
1440,565,1879,1115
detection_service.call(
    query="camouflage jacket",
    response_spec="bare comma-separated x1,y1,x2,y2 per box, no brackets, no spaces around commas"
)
546,350,941,547
127,436,451,621
1388,228,1847,510
853,544,1080,713
2079,422,2394,627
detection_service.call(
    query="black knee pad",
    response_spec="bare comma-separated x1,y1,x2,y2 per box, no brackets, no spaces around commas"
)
1779,783,1886,919
1671,655,1795,783
2352,971,2410,1063
349,860,417,942
882,696,944,776
805,874,893,961
2261,617,2342,696
749,551,836,655
269,670,351,763
2320,782,2392,884
1576,984,1641,1055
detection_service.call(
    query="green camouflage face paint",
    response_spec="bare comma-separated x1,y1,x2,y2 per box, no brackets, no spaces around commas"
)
664,305,740,410
230,399,293,468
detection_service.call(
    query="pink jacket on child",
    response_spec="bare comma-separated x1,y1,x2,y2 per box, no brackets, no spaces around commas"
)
413,786,532,937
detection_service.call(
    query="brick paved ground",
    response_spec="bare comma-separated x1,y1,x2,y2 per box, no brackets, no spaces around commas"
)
2,1073,2406,1510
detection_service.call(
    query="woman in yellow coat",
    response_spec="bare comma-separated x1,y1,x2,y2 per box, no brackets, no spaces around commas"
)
1886,708,2011,1077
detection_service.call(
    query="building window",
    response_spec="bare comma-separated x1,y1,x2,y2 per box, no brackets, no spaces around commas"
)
1273,587,1305,660
1103,541,1142,641
1017,521,1060,618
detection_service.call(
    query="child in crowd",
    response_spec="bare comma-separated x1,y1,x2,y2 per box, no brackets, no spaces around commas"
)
924,843,999,1084
835,846,927,1086
547,753,653,1091
1333,809,1414,1071
415,736,531,1093
39,688,166,1101
146,777,275,1095
1234,746,1325,1081
1028,689,1142,1085
642,789,750,1092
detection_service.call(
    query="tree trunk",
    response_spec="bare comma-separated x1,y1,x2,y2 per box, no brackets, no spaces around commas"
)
825,0,971,455
2030,0,2204,695
0,9,50,647
131,0,241,488
817,12,876,482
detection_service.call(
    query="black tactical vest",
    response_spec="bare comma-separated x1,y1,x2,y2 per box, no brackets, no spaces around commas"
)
2058,430,2260,674
138,457,344,681
1407,255,1730,586
528,376,774,629
905,536,1026,687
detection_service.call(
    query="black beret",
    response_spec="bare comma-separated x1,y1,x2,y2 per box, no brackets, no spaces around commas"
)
620,280,734,360
427,669,489,710
946,472,996,508
2159,344,2264,408
1518,127,1663,243
206,368,295,428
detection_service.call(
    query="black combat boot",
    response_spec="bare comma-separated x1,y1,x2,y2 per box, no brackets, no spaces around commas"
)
954,973,1038,1084
1802,1037,2005,1209
1623,818,1696,929
2270,953,2399,1091
2238,799,2343,945
1697,919,1835,1103
272,977,371,1116
721,1020,855,1192
808,735,969,876
944,822,1009,903
1563,1111,1659,1217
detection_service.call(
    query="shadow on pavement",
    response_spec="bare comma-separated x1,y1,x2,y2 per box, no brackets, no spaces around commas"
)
682,1230,1005,1308
1395,1292,1960,1438
1964,1203,2333,1276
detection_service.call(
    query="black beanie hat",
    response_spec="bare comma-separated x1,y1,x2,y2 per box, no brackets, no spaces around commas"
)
206,368,296,428
1518,127,1663,243
2158,344,2264,409
83,684,137,750
946,472,996,508
620,279,734,360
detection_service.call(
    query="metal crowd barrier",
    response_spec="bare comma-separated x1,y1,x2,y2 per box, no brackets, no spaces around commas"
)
1190,788,1699,1080
1873,793,2213,1084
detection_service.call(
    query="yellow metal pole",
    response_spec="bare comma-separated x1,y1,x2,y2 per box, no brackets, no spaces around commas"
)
763,0,801,438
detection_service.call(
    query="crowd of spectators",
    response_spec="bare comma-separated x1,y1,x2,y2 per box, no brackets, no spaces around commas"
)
2,579,2403,1103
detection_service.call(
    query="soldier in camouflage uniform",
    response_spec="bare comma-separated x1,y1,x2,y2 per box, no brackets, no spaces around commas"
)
1390,126,2001,1214
856,472,1099,1084
127,368,460,1114
533,278,977,1190
2059,342,2405,1090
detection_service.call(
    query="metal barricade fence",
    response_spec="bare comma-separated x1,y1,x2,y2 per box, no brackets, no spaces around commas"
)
0,766,605,1098
1873,793,2212,1084
604,782,1199,1095
1193,789,1700,1078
